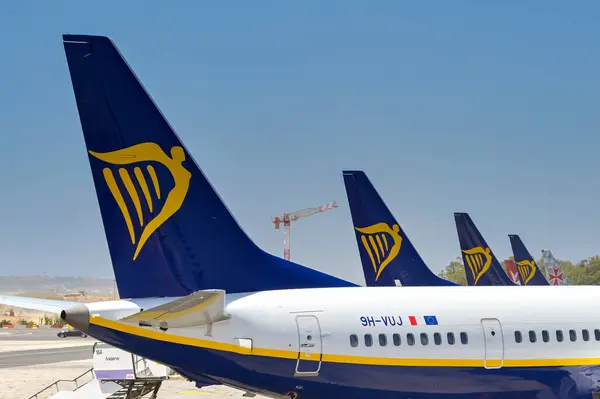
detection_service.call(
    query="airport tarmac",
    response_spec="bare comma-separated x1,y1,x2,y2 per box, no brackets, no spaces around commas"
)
1,358,271,398
0,328,75,341
0,345,94,368
0,329,270,398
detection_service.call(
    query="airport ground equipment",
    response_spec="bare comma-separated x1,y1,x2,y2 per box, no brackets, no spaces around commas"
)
272,201,338,260
29,343,169,399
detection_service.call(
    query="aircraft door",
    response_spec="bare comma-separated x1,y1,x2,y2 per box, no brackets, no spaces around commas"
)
481,318,504,369
294,315,322,376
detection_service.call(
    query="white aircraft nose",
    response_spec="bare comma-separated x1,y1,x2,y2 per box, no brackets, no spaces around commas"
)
60,304,90,333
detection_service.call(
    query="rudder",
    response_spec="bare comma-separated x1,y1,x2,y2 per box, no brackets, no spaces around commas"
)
541,249,569,285
62,34,355,298
343,171,456,286
508,235,549,286
454,213,515,286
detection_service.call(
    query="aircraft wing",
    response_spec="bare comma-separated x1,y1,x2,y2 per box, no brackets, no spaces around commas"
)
0,295,81,314
120,289,229,330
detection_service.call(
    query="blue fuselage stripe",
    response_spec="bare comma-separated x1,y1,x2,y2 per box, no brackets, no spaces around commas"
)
88,323,594,399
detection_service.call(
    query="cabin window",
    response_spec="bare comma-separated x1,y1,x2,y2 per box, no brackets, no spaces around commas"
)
350,334,359,347
392,333,401,346
556,330,564,342
514,331,522,343
595,329,600,341
434,332,442,345
379,333,387,347
447,332,455,345
582,329,590,342
569,330,577,342
528,330,537,343
364,334,373,347
407,333,415,346
420,333,429,346
460,332,468,345
542,330,549,343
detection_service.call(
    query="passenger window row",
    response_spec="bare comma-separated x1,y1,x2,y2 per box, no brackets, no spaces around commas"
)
349,332,468,348
514,328,600,344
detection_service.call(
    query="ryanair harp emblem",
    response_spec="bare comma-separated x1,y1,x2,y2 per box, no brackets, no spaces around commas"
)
355,223,402,281
516,260,537,285
462,247,492,284
89,143,192,260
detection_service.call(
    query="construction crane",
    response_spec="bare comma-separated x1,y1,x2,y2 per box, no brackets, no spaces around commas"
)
272,201,338,261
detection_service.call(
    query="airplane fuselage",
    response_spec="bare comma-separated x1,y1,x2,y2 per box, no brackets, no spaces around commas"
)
70,285,600,399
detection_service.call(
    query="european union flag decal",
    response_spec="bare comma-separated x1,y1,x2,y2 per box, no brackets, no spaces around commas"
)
424,316,438,325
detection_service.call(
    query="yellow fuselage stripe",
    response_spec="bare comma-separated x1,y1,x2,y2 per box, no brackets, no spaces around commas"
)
91,316,600,368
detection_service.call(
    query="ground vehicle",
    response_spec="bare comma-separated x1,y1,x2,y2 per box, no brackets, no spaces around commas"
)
57,328,87,338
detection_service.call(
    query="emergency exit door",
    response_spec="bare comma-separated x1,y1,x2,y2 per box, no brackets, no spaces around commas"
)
481,318,504,369
295,315,322,376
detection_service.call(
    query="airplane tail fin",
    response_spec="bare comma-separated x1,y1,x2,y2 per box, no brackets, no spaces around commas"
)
343,171,455,286
62,34,354,298
503,259,523,285
508,235,549,286
541,249,569,285
454,213,515,286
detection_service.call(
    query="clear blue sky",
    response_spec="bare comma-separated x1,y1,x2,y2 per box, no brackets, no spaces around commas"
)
1,1,599,284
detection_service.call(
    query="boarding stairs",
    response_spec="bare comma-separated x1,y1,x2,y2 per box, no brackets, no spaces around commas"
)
28,343,168,399
100,378,163,399
29,368,94,399
29,376,162,399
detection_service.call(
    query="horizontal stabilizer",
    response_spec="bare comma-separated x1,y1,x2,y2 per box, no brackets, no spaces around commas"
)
120,289,229,331
0,295,81,314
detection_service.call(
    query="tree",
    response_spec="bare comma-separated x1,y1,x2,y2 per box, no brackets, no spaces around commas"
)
437,253,600,286
437,257,467,285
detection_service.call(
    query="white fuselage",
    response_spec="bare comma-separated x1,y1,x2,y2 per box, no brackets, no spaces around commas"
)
169,285,600,365
84,285,600,398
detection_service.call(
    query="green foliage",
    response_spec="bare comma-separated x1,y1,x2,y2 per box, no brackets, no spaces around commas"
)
437,257,468,285
13,318,38,327
0,319,11,326
438,254,600,285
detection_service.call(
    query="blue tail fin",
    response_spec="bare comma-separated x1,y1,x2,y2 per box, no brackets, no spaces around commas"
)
62,34,355,298
454,213,515,286
343,171,456,286
508,235,549,286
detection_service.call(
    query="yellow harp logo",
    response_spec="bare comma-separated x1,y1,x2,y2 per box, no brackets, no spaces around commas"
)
462,247,492,284
355,223,402,281
89,143,192,260
516,260,537,285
